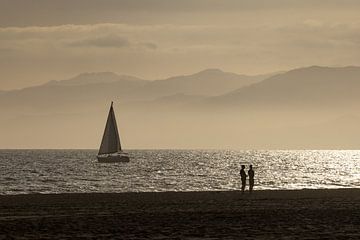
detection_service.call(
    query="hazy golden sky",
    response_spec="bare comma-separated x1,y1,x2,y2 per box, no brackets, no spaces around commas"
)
1,0,360,90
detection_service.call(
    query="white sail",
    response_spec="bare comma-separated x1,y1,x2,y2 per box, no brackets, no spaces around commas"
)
98,102,122,155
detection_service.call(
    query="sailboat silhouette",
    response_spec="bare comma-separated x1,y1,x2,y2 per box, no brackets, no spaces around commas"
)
97,102,130,163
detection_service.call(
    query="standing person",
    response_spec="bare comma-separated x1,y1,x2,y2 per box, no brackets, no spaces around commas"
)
240,165,247,193
248,165,254,193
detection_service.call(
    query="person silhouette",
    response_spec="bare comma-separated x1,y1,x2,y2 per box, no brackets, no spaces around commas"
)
248,165,254,193
240,165,247,193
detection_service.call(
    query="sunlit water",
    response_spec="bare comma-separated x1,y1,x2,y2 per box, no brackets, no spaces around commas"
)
0,150,359,195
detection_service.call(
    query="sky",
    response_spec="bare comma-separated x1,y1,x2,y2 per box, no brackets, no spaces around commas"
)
1,0,360,90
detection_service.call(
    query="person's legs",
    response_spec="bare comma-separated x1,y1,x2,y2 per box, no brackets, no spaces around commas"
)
249,179,254,193
241,180,246,193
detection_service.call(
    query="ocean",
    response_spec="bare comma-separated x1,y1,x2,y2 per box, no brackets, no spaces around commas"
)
0,150,359,195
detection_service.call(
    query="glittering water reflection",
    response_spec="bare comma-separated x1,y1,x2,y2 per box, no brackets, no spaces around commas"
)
0,150,359,194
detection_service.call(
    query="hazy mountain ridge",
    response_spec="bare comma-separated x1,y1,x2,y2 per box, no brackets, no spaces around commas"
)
46,72,146,86
2,66,360,149
0,74,148,115
206,66,360,110
0,69,264,114
144,69,265,96
2,65,360,113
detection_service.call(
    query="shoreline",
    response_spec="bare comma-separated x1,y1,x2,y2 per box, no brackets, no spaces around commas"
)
1,188,359,200
1,189,359,239
0,186,360,198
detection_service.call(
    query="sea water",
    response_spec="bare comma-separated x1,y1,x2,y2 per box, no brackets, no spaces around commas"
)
0,150,359,194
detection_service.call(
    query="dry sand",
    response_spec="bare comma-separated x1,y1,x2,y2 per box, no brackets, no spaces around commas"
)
0,189,359,239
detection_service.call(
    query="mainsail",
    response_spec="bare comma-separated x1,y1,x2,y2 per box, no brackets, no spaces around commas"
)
98,102,122,155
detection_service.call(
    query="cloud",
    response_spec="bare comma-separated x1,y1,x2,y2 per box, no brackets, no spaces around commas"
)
138,42,157,50
2,22,360,55
66,34,157,50
68,35,130,48
2,19,360,89
0,47,17,55
2,1,360,28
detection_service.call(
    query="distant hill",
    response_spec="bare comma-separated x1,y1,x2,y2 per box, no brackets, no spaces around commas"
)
46,72,144,86
0,72,148,115
3,66,360,114
1,66,360,149
209,66,360,110
0,69,265,114
143,68,265,97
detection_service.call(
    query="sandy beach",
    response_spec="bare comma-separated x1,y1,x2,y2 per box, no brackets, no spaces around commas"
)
0,189,359,239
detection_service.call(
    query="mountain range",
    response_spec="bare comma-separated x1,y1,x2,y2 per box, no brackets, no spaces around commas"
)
1,66,360,149
208,66,360,110
0,69,266,114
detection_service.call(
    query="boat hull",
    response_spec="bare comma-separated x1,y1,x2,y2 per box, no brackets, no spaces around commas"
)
97,153,130,163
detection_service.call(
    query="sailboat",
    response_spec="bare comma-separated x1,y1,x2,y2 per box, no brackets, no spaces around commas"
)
97,102,130,163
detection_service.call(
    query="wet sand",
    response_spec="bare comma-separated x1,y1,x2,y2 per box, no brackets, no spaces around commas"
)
0,189,359,239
